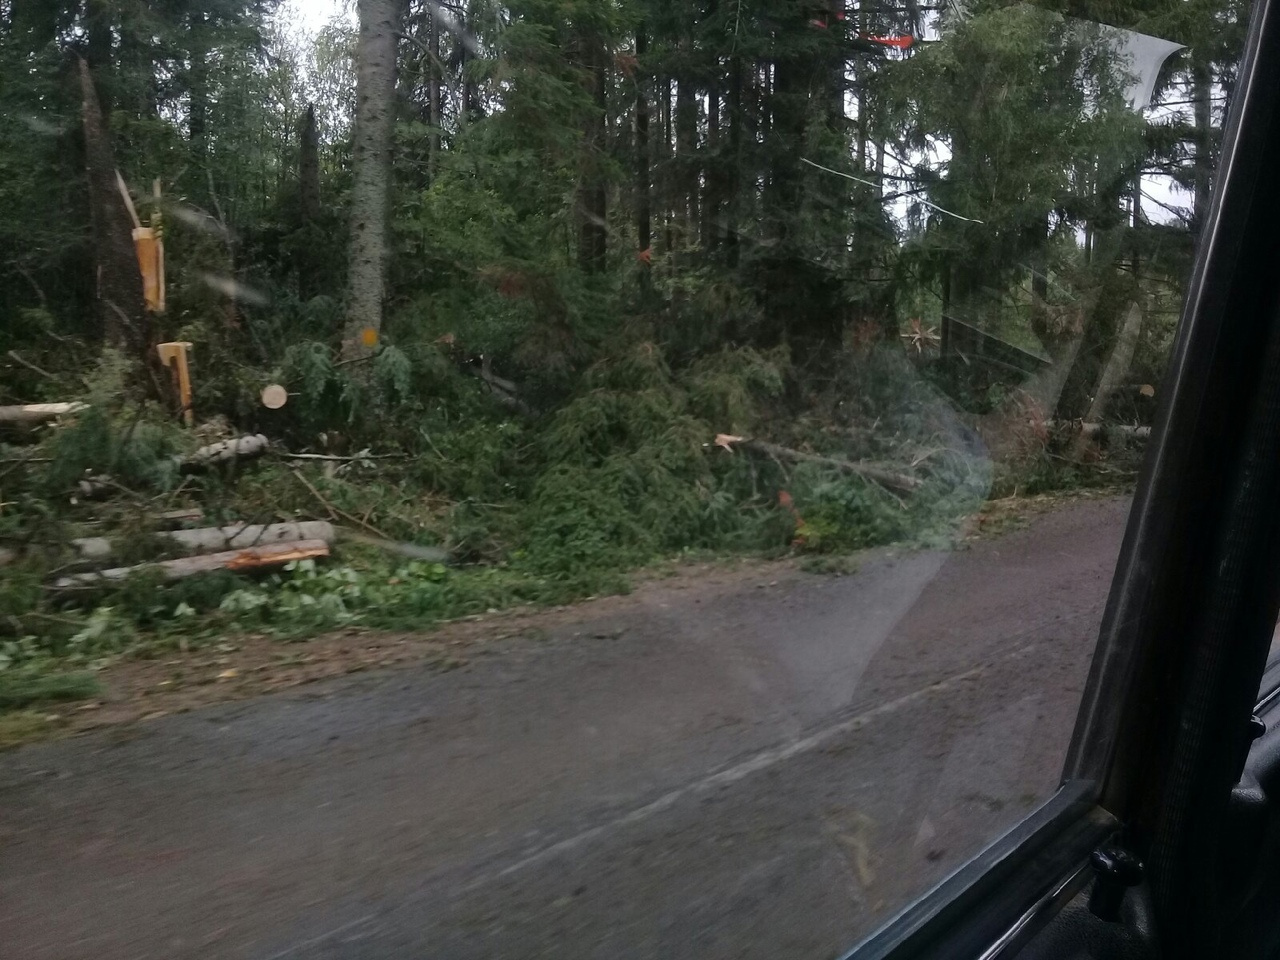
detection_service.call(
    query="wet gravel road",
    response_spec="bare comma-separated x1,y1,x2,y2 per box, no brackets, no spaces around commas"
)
0,497,1131,960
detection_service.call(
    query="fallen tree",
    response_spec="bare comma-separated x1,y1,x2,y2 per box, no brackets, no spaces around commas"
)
77,434,272,498
731,437,921,495
0,403,88,424
71,521,335,561
1044,420,1151,440
52,539,331,590
182,434,270,469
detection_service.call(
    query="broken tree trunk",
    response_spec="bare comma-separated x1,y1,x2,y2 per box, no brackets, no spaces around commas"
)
1070,301,1145,461
52,539,330,590
738,439,921,495
0,402,88,424
72,521,335,561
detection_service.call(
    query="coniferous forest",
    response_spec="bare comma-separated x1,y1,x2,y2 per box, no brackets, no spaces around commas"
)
0,0,1245,696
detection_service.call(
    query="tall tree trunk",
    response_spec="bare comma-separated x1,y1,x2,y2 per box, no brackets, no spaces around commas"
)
674,75,698,250
1191,62,1213,235
299,105,321,224
298,104,322,302
429,8,442,180
635,29,651,258
343,0,399,361
766,58,804,243
459,5,479,128
85,0,113,102
575,27,608,273
661,77,673,255
1023,217,1049,301
703,69,721,250
725,54,743,268
703,1,722,250
78,58,146,355
187,10,210,167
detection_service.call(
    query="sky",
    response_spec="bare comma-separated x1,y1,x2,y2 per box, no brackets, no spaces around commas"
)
283,0,351,34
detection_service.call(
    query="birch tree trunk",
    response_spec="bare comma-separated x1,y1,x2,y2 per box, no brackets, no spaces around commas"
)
343,0,399,363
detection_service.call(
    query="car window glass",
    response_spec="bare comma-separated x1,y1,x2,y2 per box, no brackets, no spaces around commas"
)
0,1,1249,957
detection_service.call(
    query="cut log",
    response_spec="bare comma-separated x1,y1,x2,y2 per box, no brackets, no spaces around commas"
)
52,539,330,589
1077,422,1150,439
71,521,335,561
0,403,88,424
736,438,921,495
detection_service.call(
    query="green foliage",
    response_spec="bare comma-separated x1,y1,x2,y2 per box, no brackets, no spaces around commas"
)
41,407,184,495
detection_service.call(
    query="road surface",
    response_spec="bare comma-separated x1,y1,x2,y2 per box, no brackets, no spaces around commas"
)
0,496,1130,960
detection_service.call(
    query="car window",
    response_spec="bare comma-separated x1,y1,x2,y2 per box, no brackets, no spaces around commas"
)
0,1,1248,958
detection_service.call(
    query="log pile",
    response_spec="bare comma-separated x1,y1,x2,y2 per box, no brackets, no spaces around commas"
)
0,415,344,588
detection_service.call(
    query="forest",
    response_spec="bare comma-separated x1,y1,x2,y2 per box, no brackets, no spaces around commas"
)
0,0,1244,706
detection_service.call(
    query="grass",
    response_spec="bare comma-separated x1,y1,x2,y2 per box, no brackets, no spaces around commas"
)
0,711,61,749
799,553,862,576
0,670,102,710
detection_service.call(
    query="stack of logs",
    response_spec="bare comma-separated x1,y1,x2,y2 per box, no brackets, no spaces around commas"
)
0,403,335,587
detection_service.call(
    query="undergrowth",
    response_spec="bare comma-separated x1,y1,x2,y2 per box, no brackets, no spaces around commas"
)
1,340,1006,709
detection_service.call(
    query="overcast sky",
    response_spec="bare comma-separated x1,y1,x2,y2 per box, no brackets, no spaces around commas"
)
283,0,351,34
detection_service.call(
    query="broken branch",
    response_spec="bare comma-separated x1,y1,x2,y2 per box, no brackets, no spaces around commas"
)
6,351,57,382
289,467,393,541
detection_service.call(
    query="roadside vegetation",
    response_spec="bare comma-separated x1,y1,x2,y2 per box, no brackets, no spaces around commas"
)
0,0,1235,716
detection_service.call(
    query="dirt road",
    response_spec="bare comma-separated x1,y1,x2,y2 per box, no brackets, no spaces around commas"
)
0,496,1130,960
